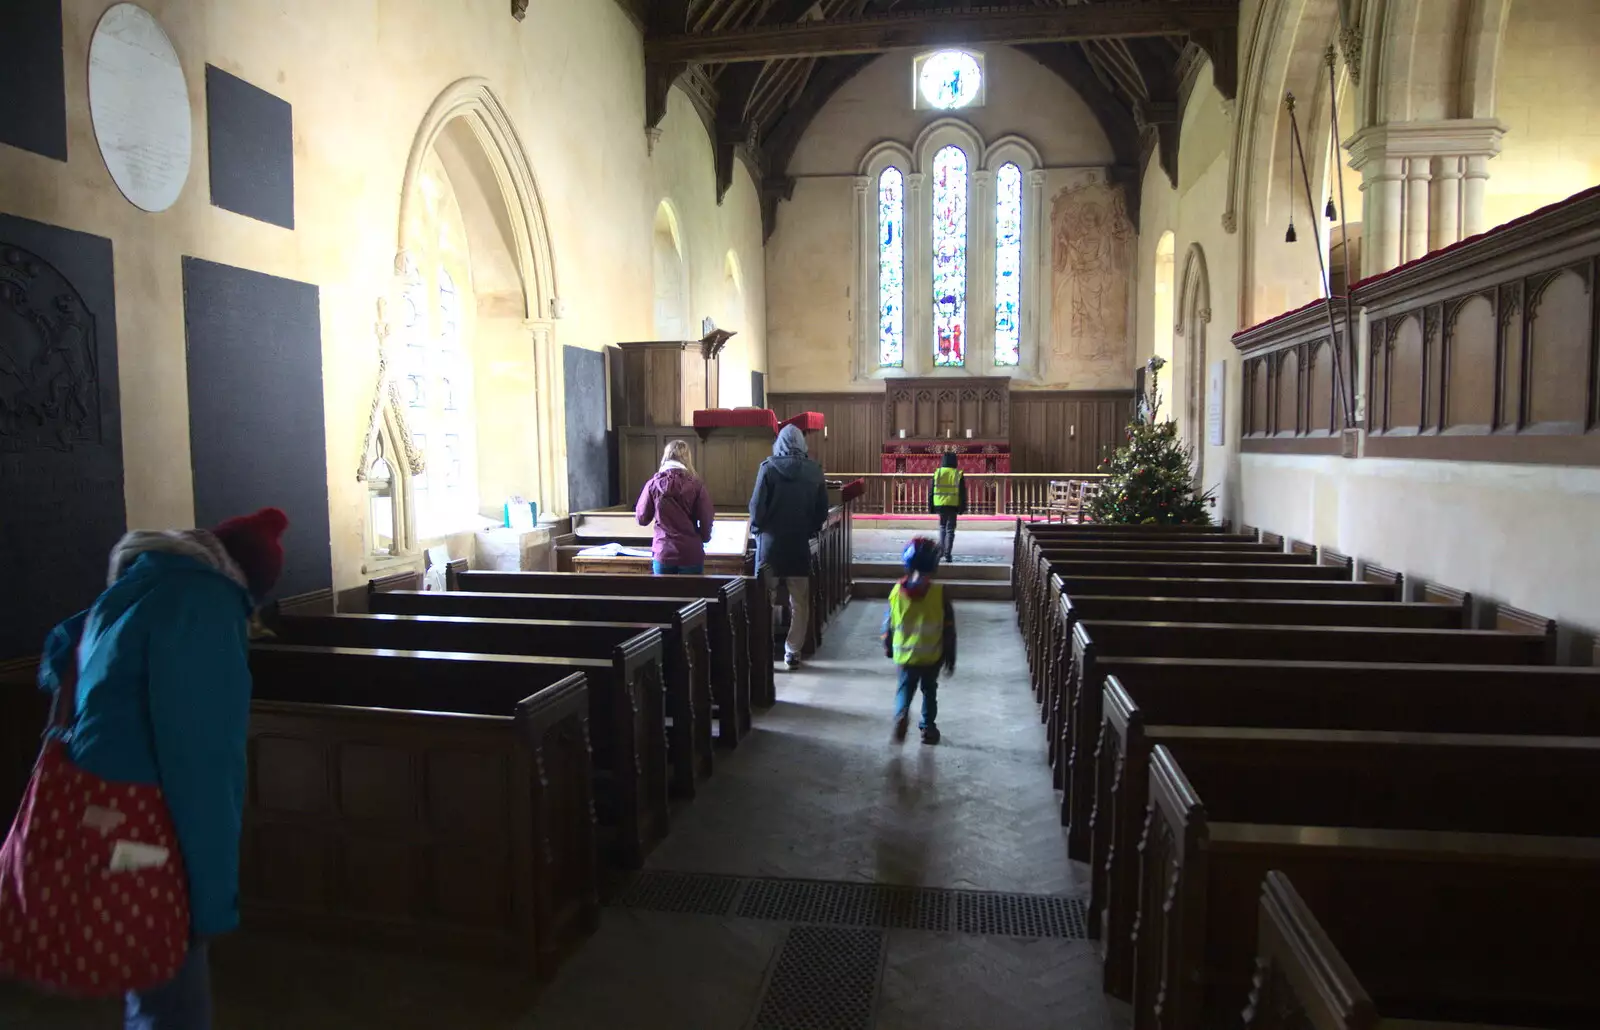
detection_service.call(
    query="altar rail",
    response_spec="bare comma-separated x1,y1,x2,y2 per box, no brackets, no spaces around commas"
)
1233,185,1600,465
834,473,1110,517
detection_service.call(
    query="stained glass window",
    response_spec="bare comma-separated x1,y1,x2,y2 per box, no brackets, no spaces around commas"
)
919,51,981,110
877,167,905,367
932,145,968,367
994,162,1022,367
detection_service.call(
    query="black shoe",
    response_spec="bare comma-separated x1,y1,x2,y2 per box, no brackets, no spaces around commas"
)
921,725,941,745
892,712,910,743
784,655,801,670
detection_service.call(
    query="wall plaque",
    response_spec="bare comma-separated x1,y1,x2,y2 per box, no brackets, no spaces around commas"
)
89,4,191,213
1207,360,1226,446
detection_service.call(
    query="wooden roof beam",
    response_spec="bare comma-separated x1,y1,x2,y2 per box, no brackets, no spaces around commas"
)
645,2,1237,64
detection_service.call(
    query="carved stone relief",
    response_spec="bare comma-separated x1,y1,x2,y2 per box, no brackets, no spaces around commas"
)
1049,181,1134,384
0,245,101,452
357,292,425,483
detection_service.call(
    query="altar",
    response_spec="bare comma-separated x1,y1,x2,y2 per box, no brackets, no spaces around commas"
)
880,376,1012,474
880,441,1011,474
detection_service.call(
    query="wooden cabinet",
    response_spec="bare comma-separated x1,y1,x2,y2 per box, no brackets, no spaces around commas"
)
618,426,774,509
616,340,720,427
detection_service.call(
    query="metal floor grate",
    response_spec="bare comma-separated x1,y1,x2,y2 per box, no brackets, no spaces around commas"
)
748,926,885,1030
615,872,1087,939
614,870,742,916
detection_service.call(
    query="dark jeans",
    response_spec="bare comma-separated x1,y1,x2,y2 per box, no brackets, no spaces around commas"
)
652,561,705,575
936,509,958,560
126,941,211,1030
894,664,940,729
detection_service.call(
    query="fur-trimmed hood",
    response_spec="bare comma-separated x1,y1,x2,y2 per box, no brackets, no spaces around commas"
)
108,529,249,592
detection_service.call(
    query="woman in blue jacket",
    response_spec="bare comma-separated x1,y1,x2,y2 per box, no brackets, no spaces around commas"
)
38,508,288,1030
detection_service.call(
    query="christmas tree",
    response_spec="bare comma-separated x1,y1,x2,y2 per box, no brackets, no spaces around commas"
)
1085,356,1216,525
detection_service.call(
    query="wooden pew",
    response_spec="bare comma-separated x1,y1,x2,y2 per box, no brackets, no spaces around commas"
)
1094,661,1600,999
244,647,599,977
1245,870,1600,1030
258,639,666,871
1137,733,1600,1030
456,570,764,731
369,589,728,753
1025,555,1337,673
1035,592,1466,754
272,612,705,800
1031,571,1407,708
1060,620,1553,855
1030,574,1406,703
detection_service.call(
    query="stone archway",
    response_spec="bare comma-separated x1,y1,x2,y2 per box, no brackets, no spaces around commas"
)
1177,242,1212,483
361,78,567,540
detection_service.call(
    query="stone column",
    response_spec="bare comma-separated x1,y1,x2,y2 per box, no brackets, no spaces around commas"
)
1025,169,1048,381
970,168,994,367
853,175,872,379
1347,120,1505,275
1462,154,1492,238
1403,157,1432,262
524,318,568,517
1430,155,1464,250
906,171,928,375
1364,158,1405,275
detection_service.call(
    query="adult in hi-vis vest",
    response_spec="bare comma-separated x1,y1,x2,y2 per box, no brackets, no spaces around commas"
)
881,538,957,745
928,452,967,563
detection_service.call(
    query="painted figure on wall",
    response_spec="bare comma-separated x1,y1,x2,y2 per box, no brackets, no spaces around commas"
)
1050,182,1133,366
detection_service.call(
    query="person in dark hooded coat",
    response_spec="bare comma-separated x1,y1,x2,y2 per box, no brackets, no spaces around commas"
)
748,424,830,668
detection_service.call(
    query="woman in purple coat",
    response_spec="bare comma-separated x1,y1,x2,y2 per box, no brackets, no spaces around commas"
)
635,440,717,574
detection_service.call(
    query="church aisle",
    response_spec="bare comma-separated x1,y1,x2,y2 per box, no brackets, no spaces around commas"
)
528,599,1115,1030
0,600,1114,1030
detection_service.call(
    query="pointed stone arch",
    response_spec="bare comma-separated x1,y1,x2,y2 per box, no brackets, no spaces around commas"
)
360,78,567,539
1177,242,1213,480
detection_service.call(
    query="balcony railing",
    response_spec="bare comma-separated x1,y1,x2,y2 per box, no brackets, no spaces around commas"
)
832,473,1109,517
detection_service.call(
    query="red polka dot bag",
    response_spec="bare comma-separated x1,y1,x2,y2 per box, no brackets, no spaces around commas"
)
0,725,190,997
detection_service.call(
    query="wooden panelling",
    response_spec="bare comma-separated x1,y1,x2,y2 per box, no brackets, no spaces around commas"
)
768,393,886,473
1235,299,1355,453
1351,192,1600,464
771,389,1131,474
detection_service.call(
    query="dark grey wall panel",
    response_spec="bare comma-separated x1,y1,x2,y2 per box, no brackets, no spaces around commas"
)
1,0,68,161
205,65,294,229
183,257,329,599
564,345,610,513
0,215,123,660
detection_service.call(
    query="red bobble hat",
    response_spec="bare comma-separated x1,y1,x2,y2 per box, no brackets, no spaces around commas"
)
211,508,289,599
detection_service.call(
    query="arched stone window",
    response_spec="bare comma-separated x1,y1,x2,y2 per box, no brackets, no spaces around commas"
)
855,125,1043,379
397,153,480,540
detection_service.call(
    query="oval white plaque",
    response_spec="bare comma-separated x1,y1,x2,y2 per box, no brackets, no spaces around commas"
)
88,4,192,213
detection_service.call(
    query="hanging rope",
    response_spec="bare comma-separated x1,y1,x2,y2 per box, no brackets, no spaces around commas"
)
1326,45,1358,425
1285,99,1297,243
1284,91,1354,431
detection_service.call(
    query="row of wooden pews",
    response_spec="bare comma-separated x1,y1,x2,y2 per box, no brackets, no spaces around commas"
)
242,562,794,981
0,507,855,987
1011,520,1600,1030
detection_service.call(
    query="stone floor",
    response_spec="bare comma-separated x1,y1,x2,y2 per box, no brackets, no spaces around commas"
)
1,556,1120,1028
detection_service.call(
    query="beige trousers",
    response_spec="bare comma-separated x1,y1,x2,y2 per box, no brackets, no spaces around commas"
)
770,574,811,660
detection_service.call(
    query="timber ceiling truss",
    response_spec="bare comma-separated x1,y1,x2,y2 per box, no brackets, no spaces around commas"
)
620,0,1239,238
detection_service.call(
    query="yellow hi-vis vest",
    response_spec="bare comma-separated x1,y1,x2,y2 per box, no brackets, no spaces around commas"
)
890,581,945,666
932,466,962,508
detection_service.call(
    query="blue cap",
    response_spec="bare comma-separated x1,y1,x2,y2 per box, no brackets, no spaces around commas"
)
902,537,941,574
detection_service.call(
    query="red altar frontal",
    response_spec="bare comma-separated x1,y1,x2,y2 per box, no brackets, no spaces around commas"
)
880,441,1011,474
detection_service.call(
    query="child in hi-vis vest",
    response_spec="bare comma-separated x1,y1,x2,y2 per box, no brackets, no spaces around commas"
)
881,538,957,744
928,452,967,562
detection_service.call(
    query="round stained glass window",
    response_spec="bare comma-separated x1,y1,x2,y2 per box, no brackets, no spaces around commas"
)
919,50,981,110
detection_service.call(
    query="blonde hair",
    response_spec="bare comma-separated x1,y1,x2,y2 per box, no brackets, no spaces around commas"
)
661,439,697,477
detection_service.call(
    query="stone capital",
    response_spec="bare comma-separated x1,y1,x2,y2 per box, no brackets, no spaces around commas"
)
1344,119,1507,171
